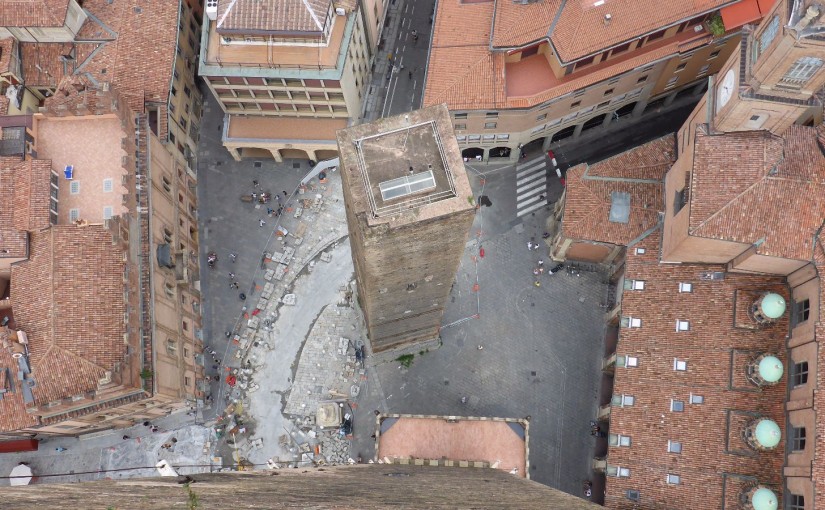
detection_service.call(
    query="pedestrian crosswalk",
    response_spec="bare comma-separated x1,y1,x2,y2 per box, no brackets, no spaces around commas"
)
516,156,548,217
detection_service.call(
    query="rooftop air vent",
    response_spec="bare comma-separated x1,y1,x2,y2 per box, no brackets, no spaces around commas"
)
745,353,784,387
740,485,778,510
743,417,781,451
750,292,786,325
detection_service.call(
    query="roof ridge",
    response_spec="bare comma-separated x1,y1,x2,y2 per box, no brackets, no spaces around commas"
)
690,177,764,235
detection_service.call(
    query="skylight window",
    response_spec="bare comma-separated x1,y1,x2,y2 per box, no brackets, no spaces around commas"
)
379,170,436,201
673,359,687,371
676,320,690,331
678,282,693,293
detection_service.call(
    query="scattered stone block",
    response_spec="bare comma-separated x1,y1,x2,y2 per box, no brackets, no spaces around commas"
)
320,251,332,263
282,294,297,306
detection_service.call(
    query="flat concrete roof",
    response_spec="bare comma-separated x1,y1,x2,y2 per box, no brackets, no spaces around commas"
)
336,104,473,223
377,415,528,478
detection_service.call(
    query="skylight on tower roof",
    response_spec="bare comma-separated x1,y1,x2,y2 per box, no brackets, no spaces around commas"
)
379,170,437,202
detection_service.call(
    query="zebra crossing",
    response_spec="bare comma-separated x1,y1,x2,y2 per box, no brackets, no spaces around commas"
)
515,156,549,217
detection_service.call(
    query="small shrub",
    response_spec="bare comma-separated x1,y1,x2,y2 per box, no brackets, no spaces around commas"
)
140,369,154,379
396,354,414,368
708,14,725,37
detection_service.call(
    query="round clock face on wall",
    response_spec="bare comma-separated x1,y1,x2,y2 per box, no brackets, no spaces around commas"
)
718,69,735,108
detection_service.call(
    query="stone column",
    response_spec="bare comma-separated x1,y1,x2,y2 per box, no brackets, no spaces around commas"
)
306,149,318,162
228,146,242,162
268,149,283,162
663,91,677,107
572,123,584,139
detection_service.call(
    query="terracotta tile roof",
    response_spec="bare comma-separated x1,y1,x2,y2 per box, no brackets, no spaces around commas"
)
0,38,14,75
423,0,507,110
0,157,29,259
550,0,733,63
11,159,53,232
424,0,721,110
19,41,97,88
216,0,331,33
19,0,177,135
0,0,70,28
491,0,561,48
9,226,127,411
688,125,825,261
561,135,674,245
605,229,788,508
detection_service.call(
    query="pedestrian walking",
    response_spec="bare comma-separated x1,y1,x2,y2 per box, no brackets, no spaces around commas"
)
538,260,544,266
533,268,539,276
282,190,288,197
228,272,235,279
252,180,259,189
55,447,68,452
239,292,246,301
151,426,159,433
122,435,130,440
229,252,237,262
408,70,412,79
266,207,274,215
143,421,151,427
225,330,232,338
534,280,541,287
230,282,239,289
171,437,178,444
251,192,257,200
212,364,219,370
259,219,266,227
527,241,534,250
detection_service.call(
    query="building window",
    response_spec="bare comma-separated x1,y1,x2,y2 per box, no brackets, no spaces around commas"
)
673,359,687,371
795,299,810,323
621,317,641,328
484,122,497,129
708,50,720,60
617,355,639,368
675,63,687,72
609,434,632,447
103,178,113,193
611,42,631,56
792,361,809,386
679,282,693,293
689,393,704,404
570,101,581,108
779,57,824,88
665,77,678,89
454,113,468,119
574,55,595,70
666,474,680,485
496,134,510,140
485,112,498,118
697,64,710,76
454,123,466,130
536,113,547,121
162,176,172,192
637,75,648,83
184,86,191,97
667,440,682,453
184,376,192,387
167,339,177,355
604,88,614,96
791,427,806,451
676,320,690,331
607,466,631,477
69,208,80,222
635,247,646,255
70,181,80,194
624,280,645,290
171,86,178,97
646,29,666,43
163,227,173,243
670,399,684,412
758,16,780,56
674,188,687,213
612,394,635,407
788,495,805,510
103,206,113,220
